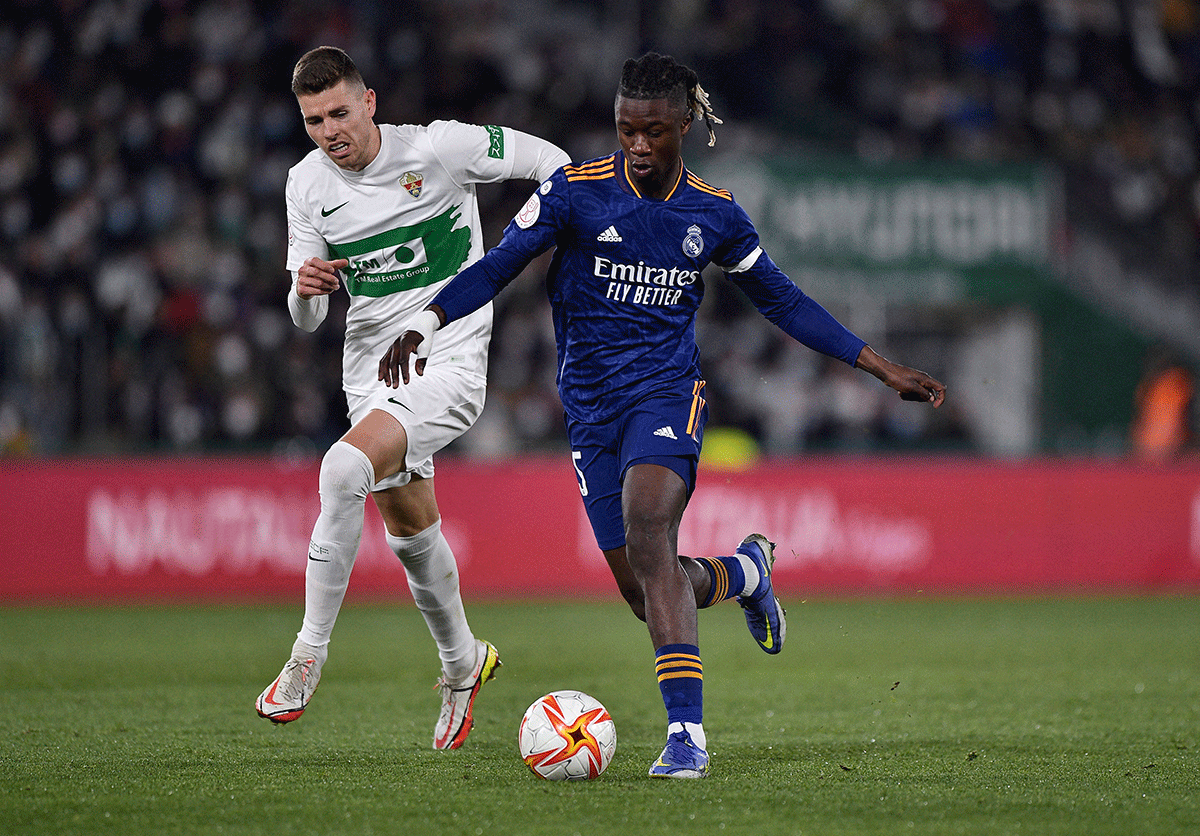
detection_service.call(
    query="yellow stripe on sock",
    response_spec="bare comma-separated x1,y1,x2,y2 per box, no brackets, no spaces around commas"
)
655,653,702,666
657,670,704,681
696,557,727,605
656,661,704,676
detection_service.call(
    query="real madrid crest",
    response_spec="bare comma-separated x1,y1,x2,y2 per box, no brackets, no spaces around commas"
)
682,224,704,258
400,171,423,199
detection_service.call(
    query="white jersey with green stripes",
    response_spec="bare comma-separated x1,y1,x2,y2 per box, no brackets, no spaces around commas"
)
285,120,524,395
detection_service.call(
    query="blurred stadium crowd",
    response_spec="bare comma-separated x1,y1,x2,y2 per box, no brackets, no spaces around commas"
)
1,0,1197,457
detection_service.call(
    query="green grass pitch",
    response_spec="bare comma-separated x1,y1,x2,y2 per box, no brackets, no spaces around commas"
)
1,596,1196,835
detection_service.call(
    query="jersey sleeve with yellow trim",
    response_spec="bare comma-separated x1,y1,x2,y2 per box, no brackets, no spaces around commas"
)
692,170,866,367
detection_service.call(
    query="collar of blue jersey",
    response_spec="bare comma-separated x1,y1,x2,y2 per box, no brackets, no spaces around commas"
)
621,154,686,201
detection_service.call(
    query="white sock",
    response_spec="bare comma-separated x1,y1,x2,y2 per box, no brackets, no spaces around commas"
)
668,721,707,751
736,553,761,597
387,520,476,683
290,636,327,665
297,441,374,648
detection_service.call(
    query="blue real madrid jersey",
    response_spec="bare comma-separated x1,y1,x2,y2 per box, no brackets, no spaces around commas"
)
432,152,866,424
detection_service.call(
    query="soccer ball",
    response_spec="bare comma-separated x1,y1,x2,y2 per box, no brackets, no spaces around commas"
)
518,690,616,780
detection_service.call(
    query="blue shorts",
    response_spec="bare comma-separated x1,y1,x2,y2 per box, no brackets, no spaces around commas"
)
566,380,708,551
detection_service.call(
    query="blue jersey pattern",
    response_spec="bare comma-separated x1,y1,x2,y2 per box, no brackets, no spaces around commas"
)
432,152,866,424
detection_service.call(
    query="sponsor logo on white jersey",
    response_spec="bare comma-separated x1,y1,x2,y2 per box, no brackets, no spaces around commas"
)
327,207,469,297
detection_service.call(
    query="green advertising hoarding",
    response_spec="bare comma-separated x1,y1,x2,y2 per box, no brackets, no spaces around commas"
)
696,154,1149,453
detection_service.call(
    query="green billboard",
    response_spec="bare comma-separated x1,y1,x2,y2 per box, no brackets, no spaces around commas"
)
696,154,1149,454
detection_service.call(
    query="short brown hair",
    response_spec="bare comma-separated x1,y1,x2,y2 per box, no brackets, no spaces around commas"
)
291,46,365,97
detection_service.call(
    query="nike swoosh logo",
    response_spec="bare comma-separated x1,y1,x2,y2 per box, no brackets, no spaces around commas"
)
320,201,349,217
387,397,414,413
308,556,331,563
263,679,283,706
758,551,775,650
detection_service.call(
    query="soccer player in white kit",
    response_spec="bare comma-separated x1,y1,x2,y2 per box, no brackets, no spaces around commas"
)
255,46,570,749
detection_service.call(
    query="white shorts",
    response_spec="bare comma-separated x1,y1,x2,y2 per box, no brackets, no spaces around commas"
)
346,363,487,491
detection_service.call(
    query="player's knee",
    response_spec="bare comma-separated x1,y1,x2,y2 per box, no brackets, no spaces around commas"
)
622,505,674,537
319,440,375,505
623,530,678,585
623,521,674,569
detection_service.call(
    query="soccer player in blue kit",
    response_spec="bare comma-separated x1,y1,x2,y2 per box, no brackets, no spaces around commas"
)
380,53,947,778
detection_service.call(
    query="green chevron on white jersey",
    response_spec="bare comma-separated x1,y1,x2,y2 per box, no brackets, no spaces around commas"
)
327,206,469,297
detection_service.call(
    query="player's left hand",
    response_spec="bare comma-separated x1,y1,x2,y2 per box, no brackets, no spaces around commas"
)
854,346,946,407
379,308,442,387
890,367,946,407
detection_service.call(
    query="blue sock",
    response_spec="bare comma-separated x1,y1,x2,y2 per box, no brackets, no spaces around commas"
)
655,643,703,726
694,555,748,607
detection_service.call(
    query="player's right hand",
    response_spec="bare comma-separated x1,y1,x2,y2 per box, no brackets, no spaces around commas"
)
296,256,348,299
379,309,441,387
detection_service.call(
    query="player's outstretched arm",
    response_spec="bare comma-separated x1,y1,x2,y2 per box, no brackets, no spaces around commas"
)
379,307,445,387
854,345,946,407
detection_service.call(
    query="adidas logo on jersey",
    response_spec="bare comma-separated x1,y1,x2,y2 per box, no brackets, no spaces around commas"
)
597,225,623,243
653,426,678,440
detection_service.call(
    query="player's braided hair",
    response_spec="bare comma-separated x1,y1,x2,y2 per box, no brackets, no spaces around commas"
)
618,52,724,146
292,46,366,97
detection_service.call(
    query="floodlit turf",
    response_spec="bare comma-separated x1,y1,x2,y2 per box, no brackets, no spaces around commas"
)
0,596,1196,835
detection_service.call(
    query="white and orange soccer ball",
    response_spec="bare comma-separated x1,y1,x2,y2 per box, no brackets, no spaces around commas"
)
517,690,616,780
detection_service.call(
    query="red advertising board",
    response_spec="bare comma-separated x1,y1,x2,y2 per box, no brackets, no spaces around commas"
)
2,456,1198,602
